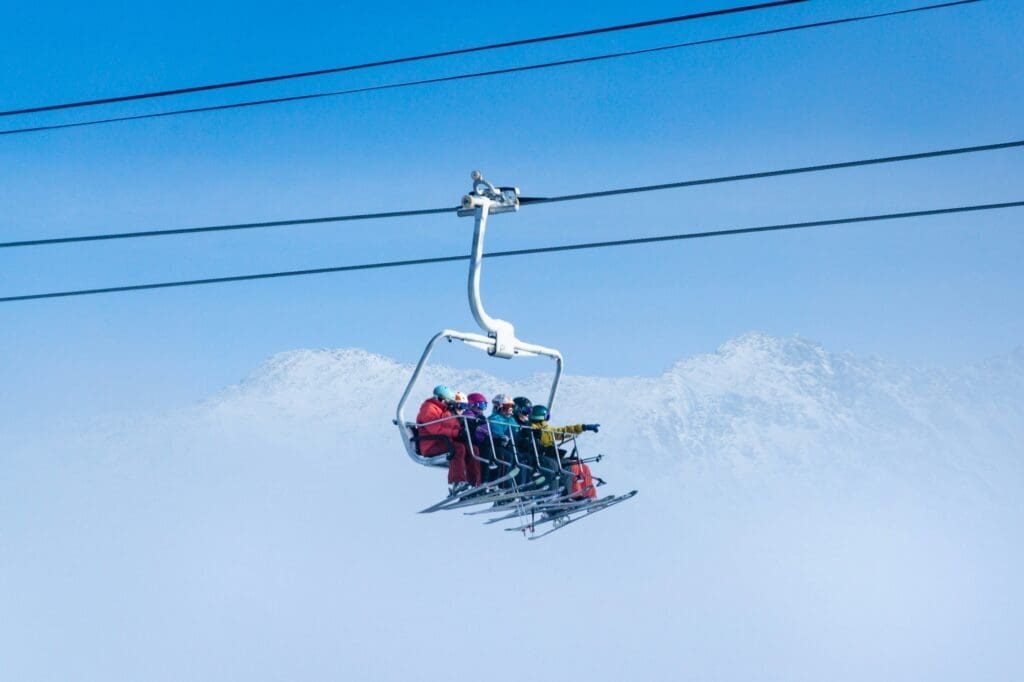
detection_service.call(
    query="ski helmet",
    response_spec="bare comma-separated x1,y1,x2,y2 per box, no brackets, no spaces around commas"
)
467,392,488,410
513,396,532,416
451,391,468,409
492,393,514,409
433,384,454,401
529,405,549,422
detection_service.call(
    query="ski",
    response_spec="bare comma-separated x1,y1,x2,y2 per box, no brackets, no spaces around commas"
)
525,490,638,540
482,499,576,524
467,481,599,520
418,467,525,513
434,484,555,512
504,491,634,532
480,486,598,522
459,487,561,515
492,486,602,522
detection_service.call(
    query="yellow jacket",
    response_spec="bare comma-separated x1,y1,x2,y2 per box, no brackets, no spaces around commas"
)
529,421,586,449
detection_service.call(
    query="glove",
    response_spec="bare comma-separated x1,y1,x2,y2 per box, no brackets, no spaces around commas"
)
500,436,511,447
583,423,600,433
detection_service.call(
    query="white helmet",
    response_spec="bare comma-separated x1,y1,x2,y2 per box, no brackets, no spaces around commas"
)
492,393,514,409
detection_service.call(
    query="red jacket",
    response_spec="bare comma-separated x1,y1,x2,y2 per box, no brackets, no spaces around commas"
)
415,397,461,456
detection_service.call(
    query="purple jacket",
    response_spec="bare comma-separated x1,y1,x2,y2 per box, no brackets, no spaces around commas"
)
460,408,488,445
476,412,521,446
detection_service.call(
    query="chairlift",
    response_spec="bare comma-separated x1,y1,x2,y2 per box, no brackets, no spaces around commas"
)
394,171,636,538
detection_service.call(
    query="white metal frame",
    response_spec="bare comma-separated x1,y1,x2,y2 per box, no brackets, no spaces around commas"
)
395,171,564,467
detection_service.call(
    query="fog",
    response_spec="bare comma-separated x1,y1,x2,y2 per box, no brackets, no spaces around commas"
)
3,335,1021,680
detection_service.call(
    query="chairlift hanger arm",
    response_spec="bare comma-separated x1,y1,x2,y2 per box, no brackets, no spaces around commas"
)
458,171,564,407
459,170,522,359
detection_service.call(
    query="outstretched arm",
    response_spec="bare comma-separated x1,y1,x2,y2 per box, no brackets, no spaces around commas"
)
550,423,586,441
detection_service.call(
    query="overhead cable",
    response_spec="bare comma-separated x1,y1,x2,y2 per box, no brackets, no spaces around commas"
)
3,136,1020,250
0,206,455,249
3,199,1020,304
0,0,980,137
524,137,1023,206
0,0,807,117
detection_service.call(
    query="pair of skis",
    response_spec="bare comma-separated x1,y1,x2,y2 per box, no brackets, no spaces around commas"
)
515,491,638,540
417,462,637,540
418,467,550,513
479,484,601,522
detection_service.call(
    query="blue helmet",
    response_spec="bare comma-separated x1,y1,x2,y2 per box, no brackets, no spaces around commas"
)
433,384,455,402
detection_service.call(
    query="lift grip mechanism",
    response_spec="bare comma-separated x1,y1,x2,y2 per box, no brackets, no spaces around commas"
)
457,169,520,216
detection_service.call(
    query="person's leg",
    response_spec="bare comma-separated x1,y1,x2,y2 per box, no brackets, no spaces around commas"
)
467,446,483,487
478,440,498,484
447,442,468,485
539,452,573,495
493,445,514,487
517,446,541,487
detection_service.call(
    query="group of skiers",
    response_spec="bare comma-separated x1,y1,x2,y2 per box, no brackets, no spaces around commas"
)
415,384,600,498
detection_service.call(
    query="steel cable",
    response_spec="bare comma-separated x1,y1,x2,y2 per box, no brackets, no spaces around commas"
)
2,136,1019,249
0,1,980,137
3,199,1020,303
0,0,807,117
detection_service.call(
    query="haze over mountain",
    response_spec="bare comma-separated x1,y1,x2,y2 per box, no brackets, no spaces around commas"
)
4,334,1021,681
203,331,1024,477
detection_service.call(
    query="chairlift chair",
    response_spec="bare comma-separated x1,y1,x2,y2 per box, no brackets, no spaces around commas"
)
394,171,637,537
394,171,564,467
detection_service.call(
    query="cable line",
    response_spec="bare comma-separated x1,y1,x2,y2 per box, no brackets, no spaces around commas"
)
3,199,1020,304
0,0,980,137
3,136,1019,250
0,0,806,117
0,206,456,249
524,138,1024,206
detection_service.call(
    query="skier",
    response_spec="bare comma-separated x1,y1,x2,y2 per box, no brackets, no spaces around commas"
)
509,396,547,487
474,393,519,483
415,385,477,495
451,391,483,488
450,391,468,414
527,405,599,447
463,392,489,425
512,396,533,426
522,405,599,495
459,392,495,482
479,393,518,442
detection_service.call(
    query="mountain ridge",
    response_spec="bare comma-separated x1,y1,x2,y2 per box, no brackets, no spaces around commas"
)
203,333,1022,476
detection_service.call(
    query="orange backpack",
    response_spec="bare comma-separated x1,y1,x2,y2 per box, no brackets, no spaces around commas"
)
569,461,597,499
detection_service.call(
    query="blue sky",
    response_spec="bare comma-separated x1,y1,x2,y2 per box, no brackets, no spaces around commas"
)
1,0,1022,428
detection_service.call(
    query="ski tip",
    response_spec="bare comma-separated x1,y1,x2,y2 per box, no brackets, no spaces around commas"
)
417,497,458,513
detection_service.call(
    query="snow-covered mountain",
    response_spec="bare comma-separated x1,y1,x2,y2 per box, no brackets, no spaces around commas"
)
202,332,1024,478
5,334,1022,682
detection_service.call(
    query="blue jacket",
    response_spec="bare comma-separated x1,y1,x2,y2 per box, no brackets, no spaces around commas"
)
482,412,519,441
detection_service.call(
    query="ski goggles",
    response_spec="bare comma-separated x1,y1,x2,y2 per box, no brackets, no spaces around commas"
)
452,402,468,410
514,406,531,415
472,401,488,410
